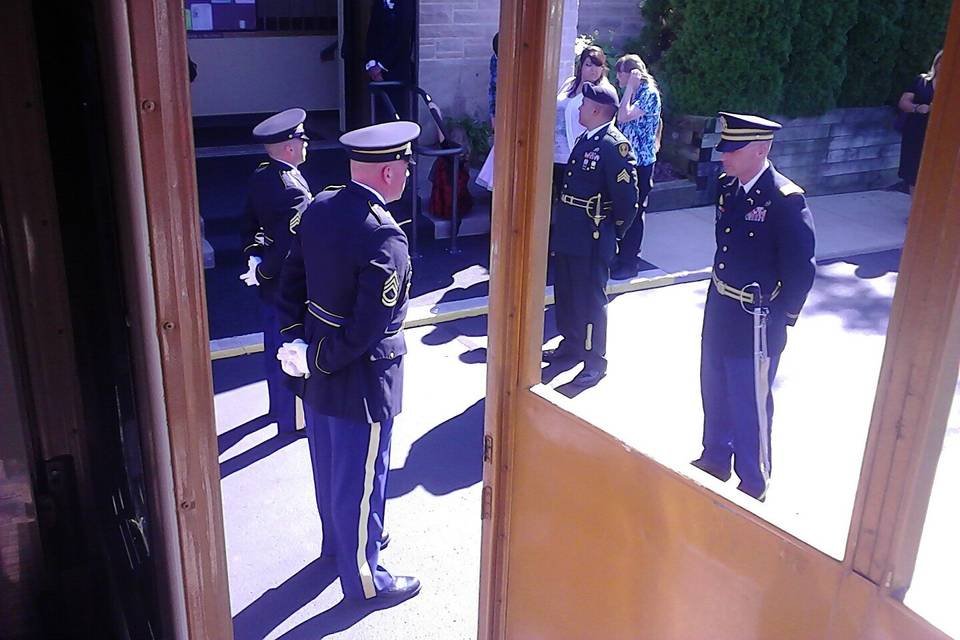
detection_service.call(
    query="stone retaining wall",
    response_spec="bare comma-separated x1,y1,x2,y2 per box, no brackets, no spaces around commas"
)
658,107,901,207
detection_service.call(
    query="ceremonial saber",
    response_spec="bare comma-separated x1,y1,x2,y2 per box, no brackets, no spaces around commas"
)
743,283,772,489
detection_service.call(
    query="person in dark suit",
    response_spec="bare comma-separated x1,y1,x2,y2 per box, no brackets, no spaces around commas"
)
691,112,817,502
365,0,416,121
896,49,942,195
275,121,422,604
544,82,640,387
239,108,313,435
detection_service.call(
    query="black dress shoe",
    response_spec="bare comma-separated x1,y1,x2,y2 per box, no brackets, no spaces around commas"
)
371,576,421,603
690,457,732,482
736,482,767,502
610,259,640,281
570,365,606,387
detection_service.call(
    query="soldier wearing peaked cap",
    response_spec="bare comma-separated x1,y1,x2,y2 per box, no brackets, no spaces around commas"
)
275,121,422,604
544,81,640,387
691,112,817,502
239,107,313,435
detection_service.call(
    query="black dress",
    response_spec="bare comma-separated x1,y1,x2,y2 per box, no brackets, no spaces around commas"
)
899,75,935,186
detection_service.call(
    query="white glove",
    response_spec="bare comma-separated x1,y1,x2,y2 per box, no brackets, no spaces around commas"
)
239,256,262,287
280,358,303,378
277,339,309,378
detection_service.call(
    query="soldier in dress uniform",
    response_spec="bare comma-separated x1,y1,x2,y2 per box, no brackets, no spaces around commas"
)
365,0,416,121
544,82,640,387
691,112,817,502
274,121,421,604
239,108,313,435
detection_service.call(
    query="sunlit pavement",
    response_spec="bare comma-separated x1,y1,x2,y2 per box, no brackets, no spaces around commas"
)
214,245,956,639
215,319,487,640
540,249,957,637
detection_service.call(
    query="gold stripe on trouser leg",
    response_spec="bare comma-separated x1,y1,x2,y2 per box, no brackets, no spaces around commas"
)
585,323,593,351
753,311,772,493
357,421,382,599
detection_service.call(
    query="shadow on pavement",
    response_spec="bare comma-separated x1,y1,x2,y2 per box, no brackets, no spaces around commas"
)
806,250,902,335
420,314,489,346
220,431,305,480
212,352,266,395
837,248,902,279
459,347,487,364
540,360,581,385
231,557,340,640
274,591,418,640
388,399,485,498
218,413,274,455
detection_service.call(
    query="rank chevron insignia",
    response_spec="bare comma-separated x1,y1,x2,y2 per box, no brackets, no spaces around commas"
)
381,271,400,307
289,194,312,233
617,169,630,184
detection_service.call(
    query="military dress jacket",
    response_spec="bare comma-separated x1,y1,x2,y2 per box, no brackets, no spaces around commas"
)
702,164,816,355
276,182,412,423
241,159,313,302
552,121,640,261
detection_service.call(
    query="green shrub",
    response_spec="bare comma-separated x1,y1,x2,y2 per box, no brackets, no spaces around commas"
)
445,115,492,168
780,0,858,116
635,0,683,66
889,0,950,101
661,0,802,115
838,0,906,106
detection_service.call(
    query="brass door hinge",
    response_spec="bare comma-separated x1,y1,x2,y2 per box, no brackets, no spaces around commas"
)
483,434,493,462
481,485,493,520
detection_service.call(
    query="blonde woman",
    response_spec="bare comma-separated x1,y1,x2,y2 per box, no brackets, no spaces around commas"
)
897,49,942,194
611,54,661,279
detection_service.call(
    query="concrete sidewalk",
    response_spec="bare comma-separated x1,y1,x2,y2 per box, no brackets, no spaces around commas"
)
401,188,911,324
211,182,941,639
210,189,913,359
638,189,910,277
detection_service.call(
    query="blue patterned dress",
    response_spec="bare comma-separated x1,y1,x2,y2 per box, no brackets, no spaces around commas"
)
618,82,661,167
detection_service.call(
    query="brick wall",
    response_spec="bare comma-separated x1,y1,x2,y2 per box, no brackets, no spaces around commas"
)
419,0,501,128
577,0,645,52
418,0,580,125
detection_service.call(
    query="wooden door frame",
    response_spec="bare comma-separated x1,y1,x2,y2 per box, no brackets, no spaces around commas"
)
481,0,960,637
96,0,960,637
98,1,232,637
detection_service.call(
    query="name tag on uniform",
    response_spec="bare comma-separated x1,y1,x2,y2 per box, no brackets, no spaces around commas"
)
745,206,767,222
582,148,600,172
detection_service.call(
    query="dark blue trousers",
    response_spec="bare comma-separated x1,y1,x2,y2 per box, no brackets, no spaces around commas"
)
616,162,653,262
699,343,782,499
262,303,297,433
304,407,395,600
553,252,610,367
